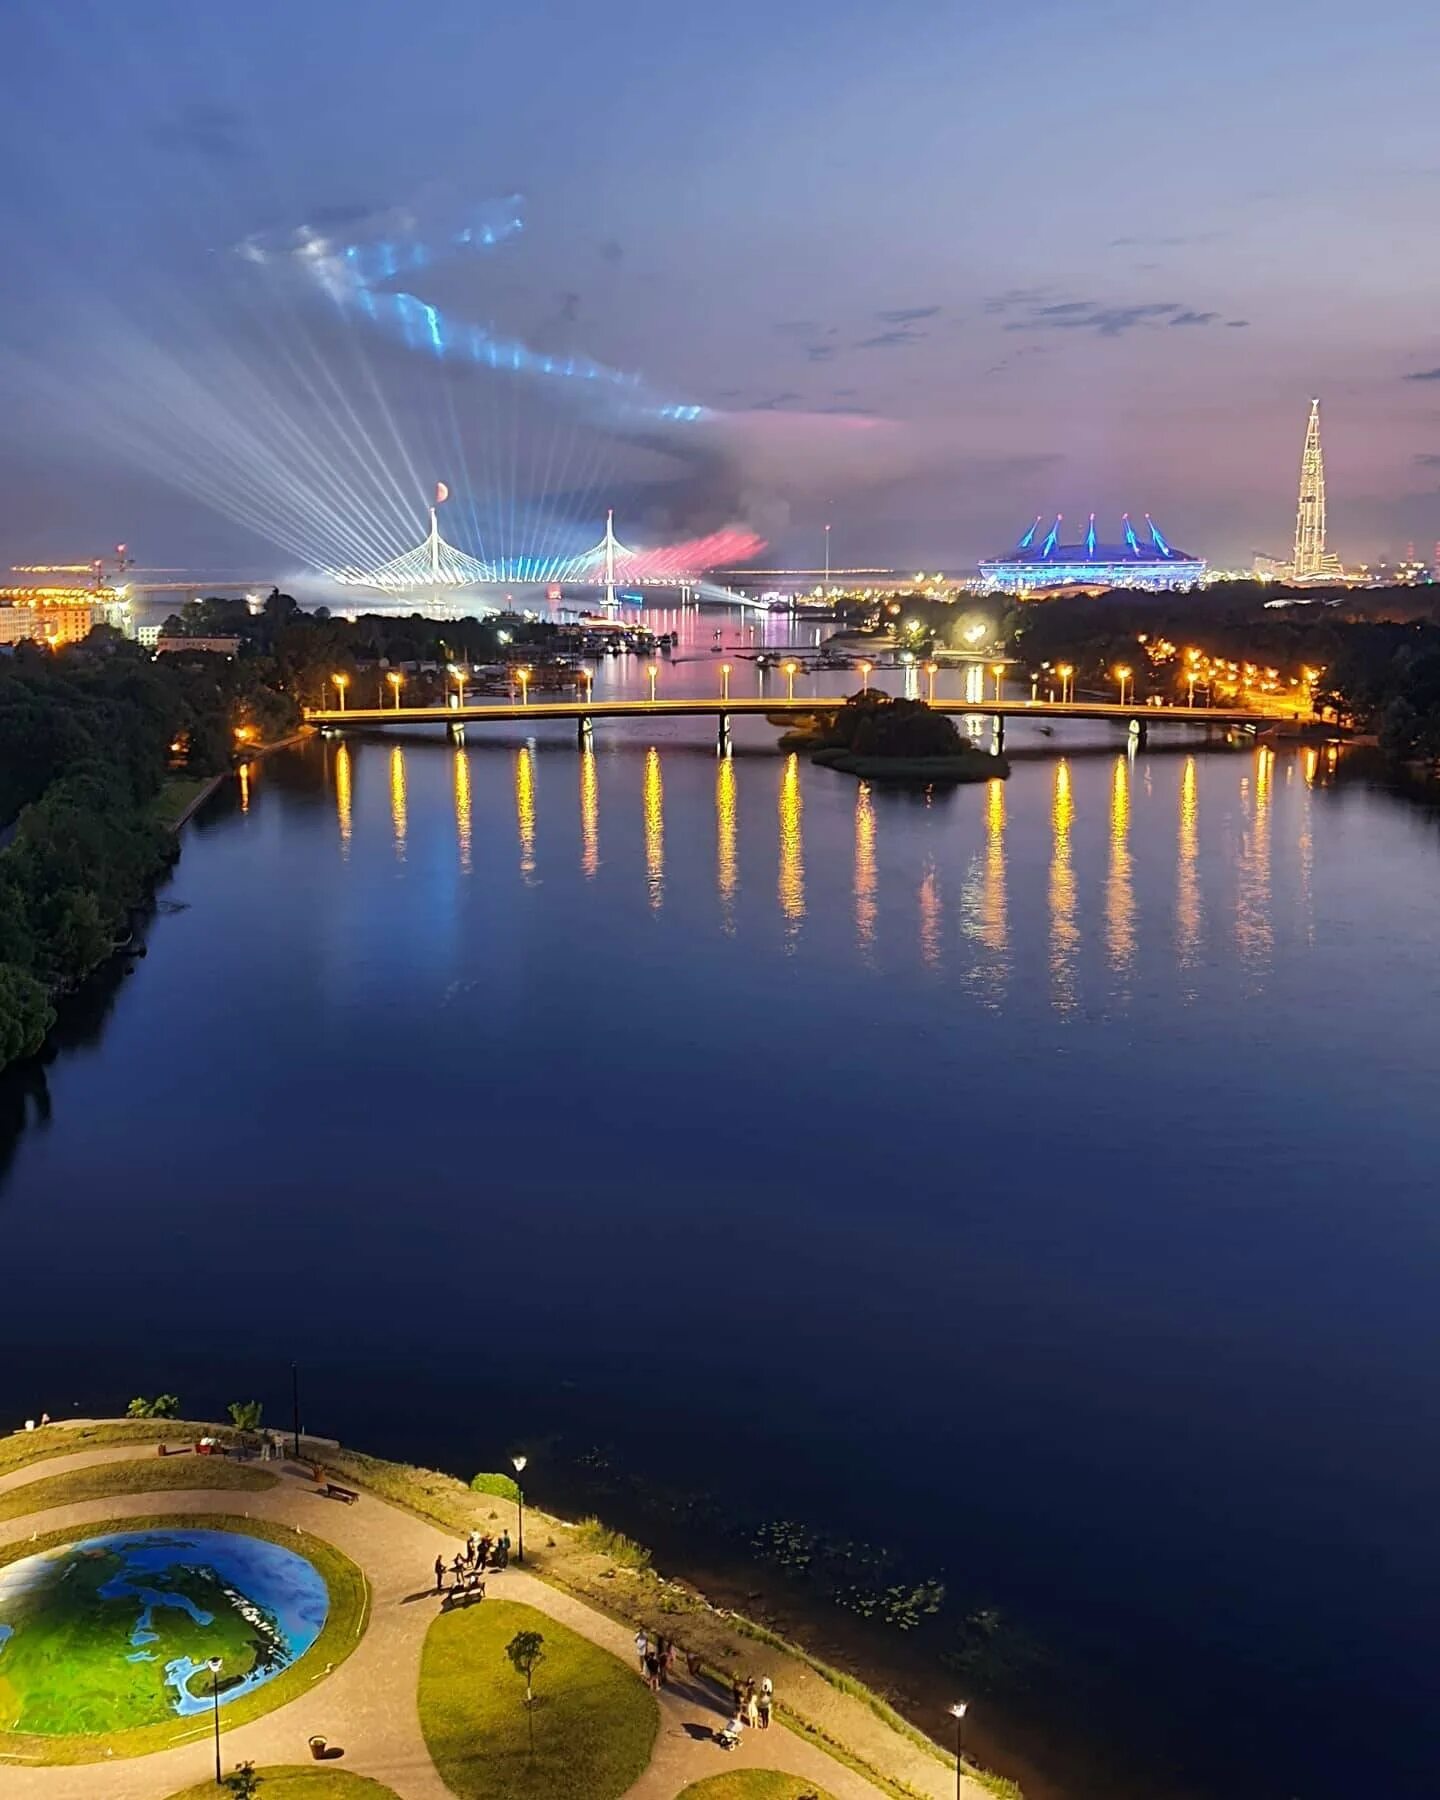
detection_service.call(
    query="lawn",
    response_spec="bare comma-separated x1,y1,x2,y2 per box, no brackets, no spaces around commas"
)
151,775,221,828
418,1597,658,1800
165,1768,400,1799
0,1421,218,1480
0,1454,277,1521
0,1514,369,1765
678,1778,838,1800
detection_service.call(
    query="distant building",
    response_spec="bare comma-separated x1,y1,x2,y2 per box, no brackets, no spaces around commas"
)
0,589,105,648
1285,399,1345,583
978,514,1205,595
153,635,244,657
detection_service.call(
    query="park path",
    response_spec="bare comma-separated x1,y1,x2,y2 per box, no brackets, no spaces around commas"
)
0,1447,910,1800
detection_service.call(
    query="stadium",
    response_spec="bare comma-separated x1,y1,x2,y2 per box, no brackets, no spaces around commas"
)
978,514,1206,594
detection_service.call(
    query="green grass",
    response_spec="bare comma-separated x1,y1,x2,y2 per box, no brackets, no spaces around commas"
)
164,1768,400,1799
0,1454,277,1522
0,1421,238,1480
0,1514,369,1766
418,1597,657,1800
151,775,220,828
571,1516,652,1571
678,1775,838,1800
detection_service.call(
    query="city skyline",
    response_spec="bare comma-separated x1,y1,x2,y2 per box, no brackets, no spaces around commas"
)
1,1,1438,576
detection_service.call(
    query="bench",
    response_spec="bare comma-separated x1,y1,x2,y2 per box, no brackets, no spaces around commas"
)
320,1481,358,1504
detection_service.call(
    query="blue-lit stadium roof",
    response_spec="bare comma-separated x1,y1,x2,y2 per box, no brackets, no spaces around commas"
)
978,513,1206,592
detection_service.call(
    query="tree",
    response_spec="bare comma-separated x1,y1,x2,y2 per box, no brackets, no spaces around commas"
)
228,1400,264,1432
223,1763,263,1798
505,1628,547,1753
0,966,54,1066
126,1394,181,1418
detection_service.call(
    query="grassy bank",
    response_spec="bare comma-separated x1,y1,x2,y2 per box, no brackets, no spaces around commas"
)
0,1511,369,1765
165,1770,399,1800
0,1453,277,1521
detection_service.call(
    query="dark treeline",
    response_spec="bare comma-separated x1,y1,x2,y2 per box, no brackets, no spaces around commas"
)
0,639,267,1072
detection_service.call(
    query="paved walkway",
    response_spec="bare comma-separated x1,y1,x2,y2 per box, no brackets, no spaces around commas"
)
0,1447,901,1800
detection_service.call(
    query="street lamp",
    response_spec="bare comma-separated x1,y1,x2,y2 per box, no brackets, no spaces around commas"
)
720,662,731,702
647,663,658,702
579,668,593,703
331,672,348,712
924,660,937,703
1057,663,1073,704
1113,664,1133,707
1186,669,1198,707
858,660,872,693
515,666,531,705
512,1454,528,1564
948,1701,968,1799
450,664,466,707
783,659,798,701
387,670,404,710
990,662,1005,702
208,1656,224,1785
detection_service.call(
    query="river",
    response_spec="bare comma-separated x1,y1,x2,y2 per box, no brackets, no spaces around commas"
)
1,606,1437,1800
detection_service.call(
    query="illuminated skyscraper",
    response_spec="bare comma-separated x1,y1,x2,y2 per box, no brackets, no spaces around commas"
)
1290,400,1343,582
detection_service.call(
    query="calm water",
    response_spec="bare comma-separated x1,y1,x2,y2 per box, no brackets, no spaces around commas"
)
2,615,1438,1800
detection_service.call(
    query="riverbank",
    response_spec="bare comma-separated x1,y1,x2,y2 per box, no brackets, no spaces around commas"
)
0,1420,1016,1800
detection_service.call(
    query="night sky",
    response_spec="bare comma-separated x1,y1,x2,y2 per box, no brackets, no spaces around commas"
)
2,0,1438,576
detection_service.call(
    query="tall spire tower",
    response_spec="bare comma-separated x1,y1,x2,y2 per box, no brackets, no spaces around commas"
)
1290,399,1342,581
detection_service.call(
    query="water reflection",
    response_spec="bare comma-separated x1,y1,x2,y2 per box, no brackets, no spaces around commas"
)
644,746,664,909
1236,747,1273,967
715,756,737,928
918,858,942,968
1106,755,1136,981
514,745,536,883
1049,759,1078,1015
238,762,251,813
961,777,1008,1006
335,741,352,856
580,744,600,879
453,749,472,874
854,782,877,953
778,752,805,935
389,746,407,862
1177,755,1201,981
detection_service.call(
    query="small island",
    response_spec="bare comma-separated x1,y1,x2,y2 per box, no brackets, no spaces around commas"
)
780,691,1009,784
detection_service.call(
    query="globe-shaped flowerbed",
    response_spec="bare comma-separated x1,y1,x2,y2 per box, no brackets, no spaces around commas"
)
0,1515,368,1763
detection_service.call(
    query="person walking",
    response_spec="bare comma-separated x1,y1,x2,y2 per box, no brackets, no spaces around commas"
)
758,1675,773,1729
643,1650,661,1693
497,1530,512,1568
635,1629,649,1673
434,1554,446,1594
745,1685,760,1730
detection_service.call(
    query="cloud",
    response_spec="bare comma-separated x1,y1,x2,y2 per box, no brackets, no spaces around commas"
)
1109,232,1222,248
598,238,624,264
994,293,1237,337
773,319,822,337
1405,367,1440,381
748,392,802,410
1226,319,1250,328
1169,310,1219,326
1414,453,1440,468
806,344,836,362
856,327,926,349
149,103,251,161
875,306,941,323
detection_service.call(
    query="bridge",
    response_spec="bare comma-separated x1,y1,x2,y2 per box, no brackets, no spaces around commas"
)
304,694,1308,752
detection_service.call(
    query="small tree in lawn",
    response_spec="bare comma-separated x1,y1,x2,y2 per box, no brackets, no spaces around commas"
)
223,1762,262,1798
228,1400,264,1432
505,1629,546,1754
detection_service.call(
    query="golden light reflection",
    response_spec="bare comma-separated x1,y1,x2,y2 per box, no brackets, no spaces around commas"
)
334,741,352,856
981,778,1007,956
389,745,408,860
1236,746,1274,966
580,743,599,879
643,746,664,908
715,755,737,928
237,762,251,813
1049,759,1078,1015
777,752,805,933
918,858,942,968
1105,755,1135,979
854,781,877,951
514,745,536,882
1302,745,1318,787
1296,756,1315,946
1177,755,1201,976
453,748,472,874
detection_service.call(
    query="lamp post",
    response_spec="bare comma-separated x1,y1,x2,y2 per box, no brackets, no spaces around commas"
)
1186,669,1198,707
1057,663,1073,704
720,662,731,702
331,672,348,712
1113,664,1133,708
990,662,1005,702
647,663,658,702
208,1657,224,1785
580,668,593,704
451,664,466,708
858,660,872,693
784,660,798,702
387,670,404,710
924,660,937,703
515,666,531,706
512,1454,528,1564
948,1701,968,1798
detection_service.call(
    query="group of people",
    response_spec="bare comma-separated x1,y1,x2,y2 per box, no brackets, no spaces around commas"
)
634,1628,680,1691
434,1528,512,1599
727,1672,774,1734
631,1628,775,1746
